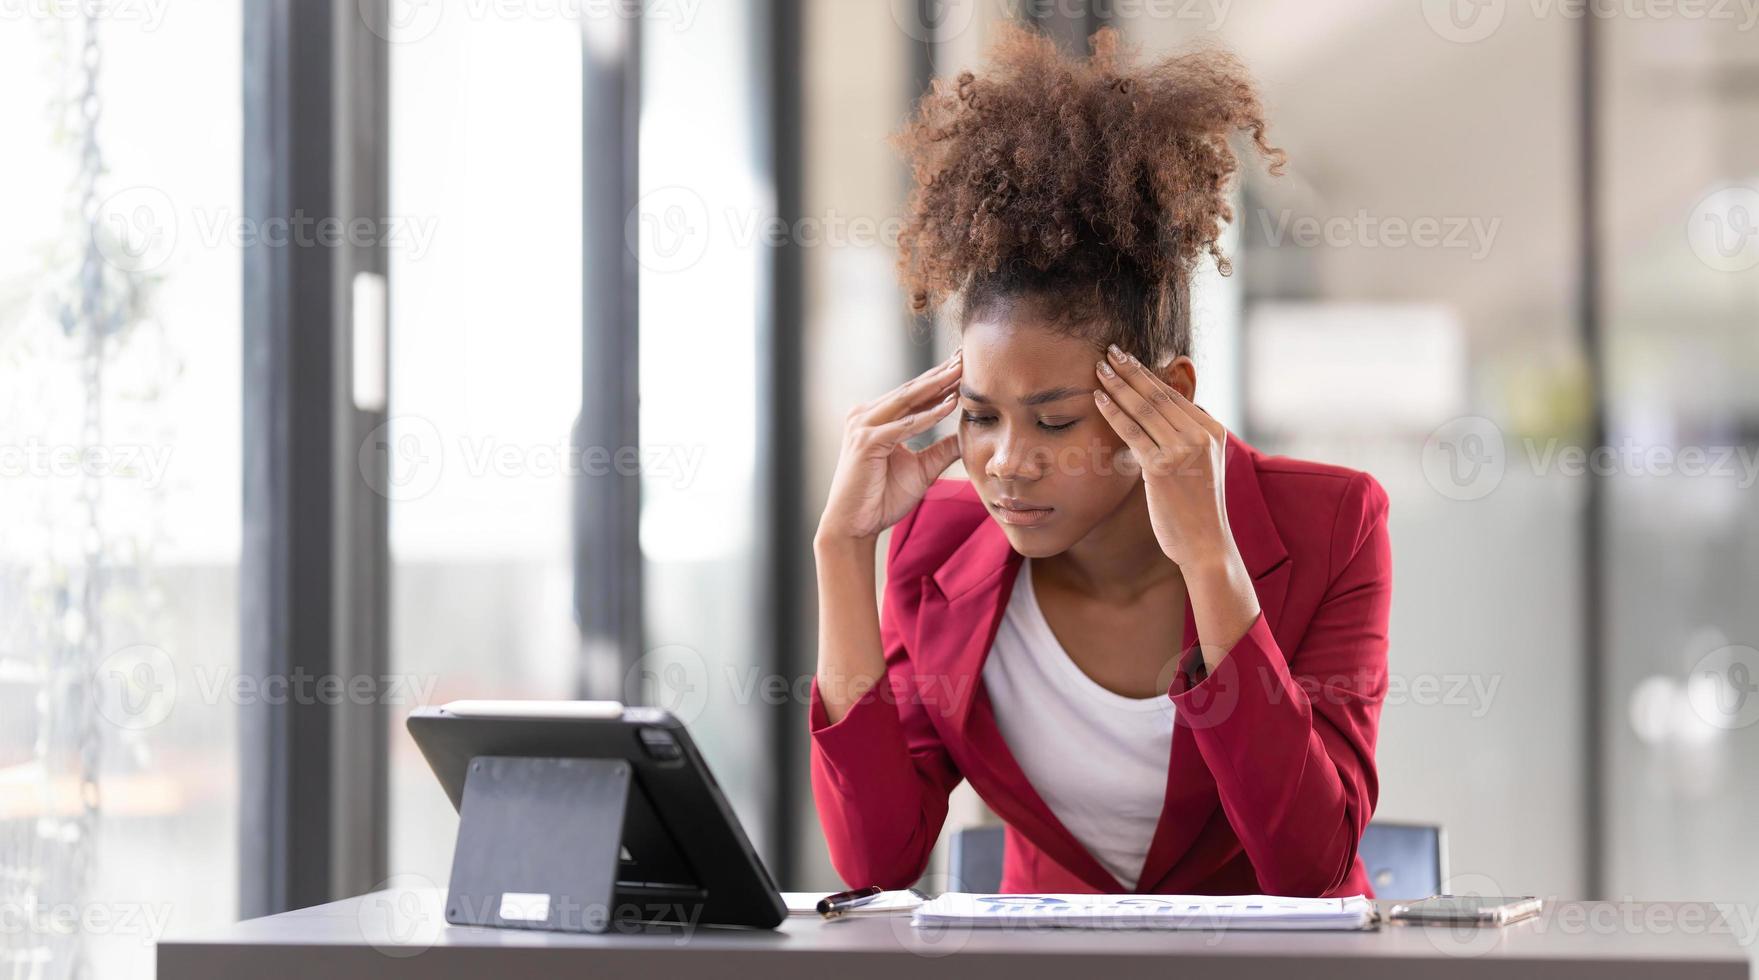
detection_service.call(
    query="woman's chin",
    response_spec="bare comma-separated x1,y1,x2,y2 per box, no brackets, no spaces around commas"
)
994,521,1068,557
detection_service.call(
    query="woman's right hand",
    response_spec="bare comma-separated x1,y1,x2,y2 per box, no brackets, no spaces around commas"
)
815,347,965,545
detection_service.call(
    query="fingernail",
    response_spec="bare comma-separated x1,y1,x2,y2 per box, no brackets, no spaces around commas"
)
1094,389,1110,405
1096,359,1115,377
1107,344,1124,361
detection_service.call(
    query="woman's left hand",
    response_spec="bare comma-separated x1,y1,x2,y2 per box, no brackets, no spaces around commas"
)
1093,343,1261,671
1091,343,1236,571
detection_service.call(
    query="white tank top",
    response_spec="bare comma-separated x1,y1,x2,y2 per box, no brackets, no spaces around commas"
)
980,557,1176,890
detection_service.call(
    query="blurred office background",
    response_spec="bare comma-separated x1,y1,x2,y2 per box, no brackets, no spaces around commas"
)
3,0,1758,976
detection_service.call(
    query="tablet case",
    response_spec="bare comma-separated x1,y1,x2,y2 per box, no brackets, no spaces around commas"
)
447,756,630,932
407,705,787,933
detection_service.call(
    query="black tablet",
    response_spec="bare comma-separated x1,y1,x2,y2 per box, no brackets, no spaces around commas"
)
406,700,786,932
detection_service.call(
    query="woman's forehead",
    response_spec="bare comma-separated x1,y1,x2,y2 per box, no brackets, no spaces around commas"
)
961,314,1098,364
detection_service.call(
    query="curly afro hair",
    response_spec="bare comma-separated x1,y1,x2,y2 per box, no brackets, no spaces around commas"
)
893,23,1285,367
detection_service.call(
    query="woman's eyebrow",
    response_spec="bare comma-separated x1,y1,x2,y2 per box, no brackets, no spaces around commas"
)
960,385,1092,406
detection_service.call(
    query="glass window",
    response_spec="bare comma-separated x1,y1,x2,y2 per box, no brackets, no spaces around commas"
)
0,8,242,978
1600,15,1759,906
385,12,585,888
637,0,777,864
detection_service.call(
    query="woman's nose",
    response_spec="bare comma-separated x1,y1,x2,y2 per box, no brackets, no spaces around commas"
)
986,438,1047,481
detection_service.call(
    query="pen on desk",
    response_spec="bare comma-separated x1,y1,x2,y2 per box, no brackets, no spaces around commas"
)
817,885,884,919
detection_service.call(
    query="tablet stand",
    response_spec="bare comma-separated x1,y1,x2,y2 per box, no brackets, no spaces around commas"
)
444,755,631,933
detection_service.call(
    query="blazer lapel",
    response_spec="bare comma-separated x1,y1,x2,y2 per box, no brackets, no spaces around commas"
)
1134,433,1293,892
915,519,1126,892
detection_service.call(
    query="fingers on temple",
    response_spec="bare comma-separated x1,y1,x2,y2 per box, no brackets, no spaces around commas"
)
871,387,959,444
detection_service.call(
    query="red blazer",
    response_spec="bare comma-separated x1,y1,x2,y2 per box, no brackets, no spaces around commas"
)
809,432,1392,898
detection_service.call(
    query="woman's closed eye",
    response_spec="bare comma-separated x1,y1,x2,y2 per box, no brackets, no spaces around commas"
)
961,412,1079,432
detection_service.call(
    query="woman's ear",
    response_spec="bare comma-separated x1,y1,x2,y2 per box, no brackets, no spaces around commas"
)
1159,355,1198,401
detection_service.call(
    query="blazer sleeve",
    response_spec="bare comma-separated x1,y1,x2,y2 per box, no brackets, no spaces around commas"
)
1166,470,1392,897
807,502,964,889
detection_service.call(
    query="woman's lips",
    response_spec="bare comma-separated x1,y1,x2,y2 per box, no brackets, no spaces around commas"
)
992,501,1055,527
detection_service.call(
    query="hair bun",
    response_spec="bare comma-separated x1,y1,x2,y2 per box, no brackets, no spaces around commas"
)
893,22,1285,354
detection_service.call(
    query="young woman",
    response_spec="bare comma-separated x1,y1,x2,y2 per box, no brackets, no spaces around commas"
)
809,25,1391,899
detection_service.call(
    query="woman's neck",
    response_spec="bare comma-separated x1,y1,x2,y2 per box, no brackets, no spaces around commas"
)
1035,482,1183,604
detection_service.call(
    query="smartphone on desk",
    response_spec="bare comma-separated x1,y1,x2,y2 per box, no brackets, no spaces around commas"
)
1388,896,1543,926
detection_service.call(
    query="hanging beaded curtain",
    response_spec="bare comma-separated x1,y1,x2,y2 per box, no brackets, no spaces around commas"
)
2,6,163,979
